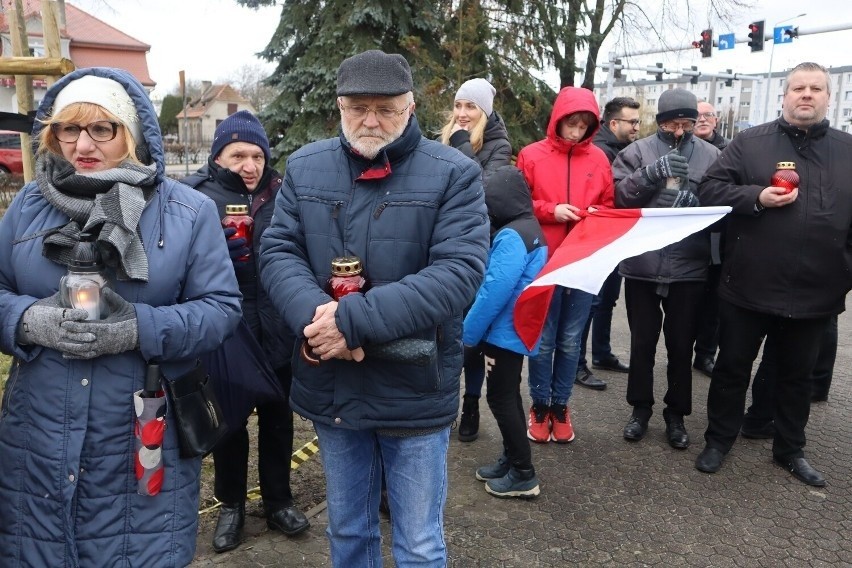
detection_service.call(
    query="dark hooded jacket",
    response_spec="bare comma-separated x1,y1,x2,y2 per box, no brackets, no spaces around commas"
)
613,128,720,283
448,110,512,176
183,160,294,370
593,122,631,164
463,165,548,355
516,87,615,258
0,67,242,567
697,117,852,318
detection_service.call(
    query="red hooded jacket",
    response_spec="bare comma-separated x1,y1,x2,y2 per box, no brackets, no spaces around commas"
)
516,87,614,258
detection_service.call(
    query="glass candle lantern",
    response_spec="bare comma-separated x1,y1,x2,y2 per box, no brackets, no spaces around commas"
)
222,204,254,262
771,162,799,194
60,232,106,320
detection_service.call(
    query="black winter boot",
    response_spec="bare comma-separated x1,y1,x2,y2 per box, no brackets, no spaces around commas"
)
458,395,480,442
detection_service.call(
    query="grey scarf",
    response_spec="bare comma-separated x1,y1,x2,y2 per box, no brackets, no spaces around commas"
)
37,153,159,281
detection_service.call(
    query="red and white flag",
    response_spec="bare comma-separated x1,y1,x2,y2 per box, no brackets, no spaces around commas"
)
514,206,731,350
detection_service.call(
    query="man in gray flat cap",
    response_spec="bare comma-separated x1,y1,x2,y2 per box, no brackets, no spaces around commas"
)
259,49,489,567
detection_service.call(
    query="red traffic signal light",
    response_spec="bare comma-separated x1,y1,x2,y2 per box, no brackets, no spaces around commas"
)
693,29,712,58
748,21,765,52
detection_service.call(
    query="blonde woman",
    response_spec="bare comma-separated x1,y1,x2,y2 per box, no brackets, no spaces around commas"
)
441,77,512,442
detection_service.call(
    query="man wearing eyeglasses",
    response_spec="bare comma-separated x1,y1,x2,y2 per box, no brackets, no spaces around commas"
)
694,101,729,151
259,50,489,567
611,88,720,451
574,97,642,392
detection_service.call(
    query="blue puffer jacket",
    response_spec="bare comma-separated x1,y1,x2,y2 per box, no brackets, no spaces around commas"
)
0,68,242,567
259,115,489,430
463,165,547,356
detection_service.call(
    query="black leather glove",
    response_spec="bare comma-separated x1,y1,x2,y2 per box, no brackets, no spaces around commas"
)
224,226,251,268
60,288,139,359
16,292,89,350
645,151,689,184
656,188,700,208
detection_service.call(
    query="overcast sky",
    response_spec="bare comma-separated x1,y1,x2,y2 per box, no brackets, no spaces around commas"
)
75,0,852,97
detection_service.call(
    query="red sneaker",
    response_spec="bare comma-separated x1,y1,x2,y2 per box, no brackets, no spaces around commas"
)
527,404,551,443
550,404,575,443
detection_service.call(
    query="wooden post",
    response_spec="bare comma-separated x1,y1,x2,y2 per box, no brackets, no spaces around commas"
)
9,0,35,182
41,0,62,88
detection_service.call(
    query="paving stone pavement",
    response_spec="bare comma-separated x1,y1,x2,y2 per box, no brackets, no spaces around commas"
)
191,305,851,567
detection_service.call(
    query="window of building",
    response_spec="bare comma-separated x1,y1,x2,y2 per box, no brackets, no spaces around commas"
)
845,91,852,101
843,108,851,117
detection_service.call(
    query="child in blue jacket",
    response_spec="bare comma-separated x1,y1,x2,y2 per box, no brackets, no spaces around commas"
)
463,165,548,498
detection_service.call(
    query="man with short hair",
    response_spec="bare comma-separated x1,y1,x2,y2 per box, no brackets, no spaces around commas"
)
612,88,720,450
695,62,852,487
183,111,310,553
694,101,729,150
575,97,641,390
259,50,489,566
691,100,729,377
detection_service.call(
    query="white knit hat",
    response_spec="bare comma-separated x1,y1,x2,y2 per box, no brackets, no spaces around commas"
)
52,75,143,144
455,78,496,117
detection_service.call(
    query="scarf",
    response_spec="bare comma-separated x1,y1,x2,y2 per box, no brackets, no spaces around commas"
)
37,153,159,281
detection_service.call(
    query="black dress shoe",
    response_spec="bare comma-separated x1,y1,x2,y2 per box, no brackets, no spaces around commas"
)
665,420,689,449
267,505,310,536
811,391,829,403
692,356,714,378
623,416,648,441
592,355,629,373
774,456,826,487
695,447,725,473
575,365,607,390
212,503,245,553
741,420,775,439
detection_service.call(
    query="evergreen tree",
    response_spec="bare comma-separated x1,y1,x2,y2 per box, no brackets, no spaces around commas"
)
239,0,445,167
158,94,183,136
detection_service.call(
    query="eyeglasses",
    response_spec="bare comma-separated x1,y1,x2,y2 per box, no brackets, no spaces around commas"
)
340,103,411,120
51,121,120,143
697,112,717,120
661,120,695,133
613,118,641,127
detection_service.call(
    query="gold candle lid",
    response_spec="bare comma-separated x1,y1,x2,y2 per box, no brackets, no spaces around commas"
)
775,161,796,170
225,204,249,215
331,256,363,276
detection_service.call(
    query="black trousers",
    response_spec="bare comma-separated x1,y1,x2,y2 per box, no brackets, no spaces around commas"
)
693,263,721,361
624,279,704,420
213,365,295,511
483,343,533,471
705,300,828,459
744,314,839,425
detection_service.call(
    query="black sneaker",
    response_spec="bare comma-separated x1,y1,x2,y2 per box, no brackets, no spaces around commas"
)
458,395,480,442
476,453,510,481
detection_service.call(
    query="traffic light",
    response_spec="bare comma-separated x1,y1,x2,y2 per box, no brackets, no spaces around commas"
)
725,69,733,87
785,26,799,39
690,66,698,85
748,21,765,52
701,29,712,57
692,29,713,58
614,58,622,80
654,62,663,82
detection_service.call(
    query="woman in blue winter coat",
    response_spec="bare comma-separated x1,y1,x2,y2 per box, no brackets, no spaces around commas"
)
463,165,547,499
0,68,242,566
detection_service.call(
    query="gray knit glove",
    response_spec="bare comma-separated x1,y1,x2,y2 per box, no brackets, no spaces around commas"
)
655,188,700,208
645,151,689,184
60,288,139,359
16,292,90,350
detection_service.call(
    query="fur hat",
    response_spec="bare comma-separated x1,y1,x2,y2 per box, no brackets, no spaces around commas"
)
337,50,414,97
656,88,699,124
455,78,496,117
210,110,270,163
52,75,143,145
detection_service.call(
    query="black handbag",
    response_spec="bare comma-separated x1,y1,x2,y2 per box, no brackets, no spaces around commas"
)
162,359,229,458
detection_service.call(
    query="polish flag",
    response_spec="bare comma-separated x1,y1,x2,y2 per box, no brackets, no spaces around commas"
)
514,206,731,350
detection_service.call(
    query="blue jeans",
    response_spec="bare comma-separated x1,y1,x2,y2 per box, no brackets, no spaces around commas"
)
314,422,450,568
528,287,595,406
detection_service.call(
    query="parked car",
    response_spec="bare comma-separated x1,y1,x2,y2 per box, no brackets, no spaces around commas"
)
0,131,23,175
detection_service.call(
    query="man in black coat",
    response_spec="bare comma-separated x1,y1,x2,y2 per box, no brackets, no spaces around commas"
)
695,62,852,486
575,97,641,391
183,111,310,552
